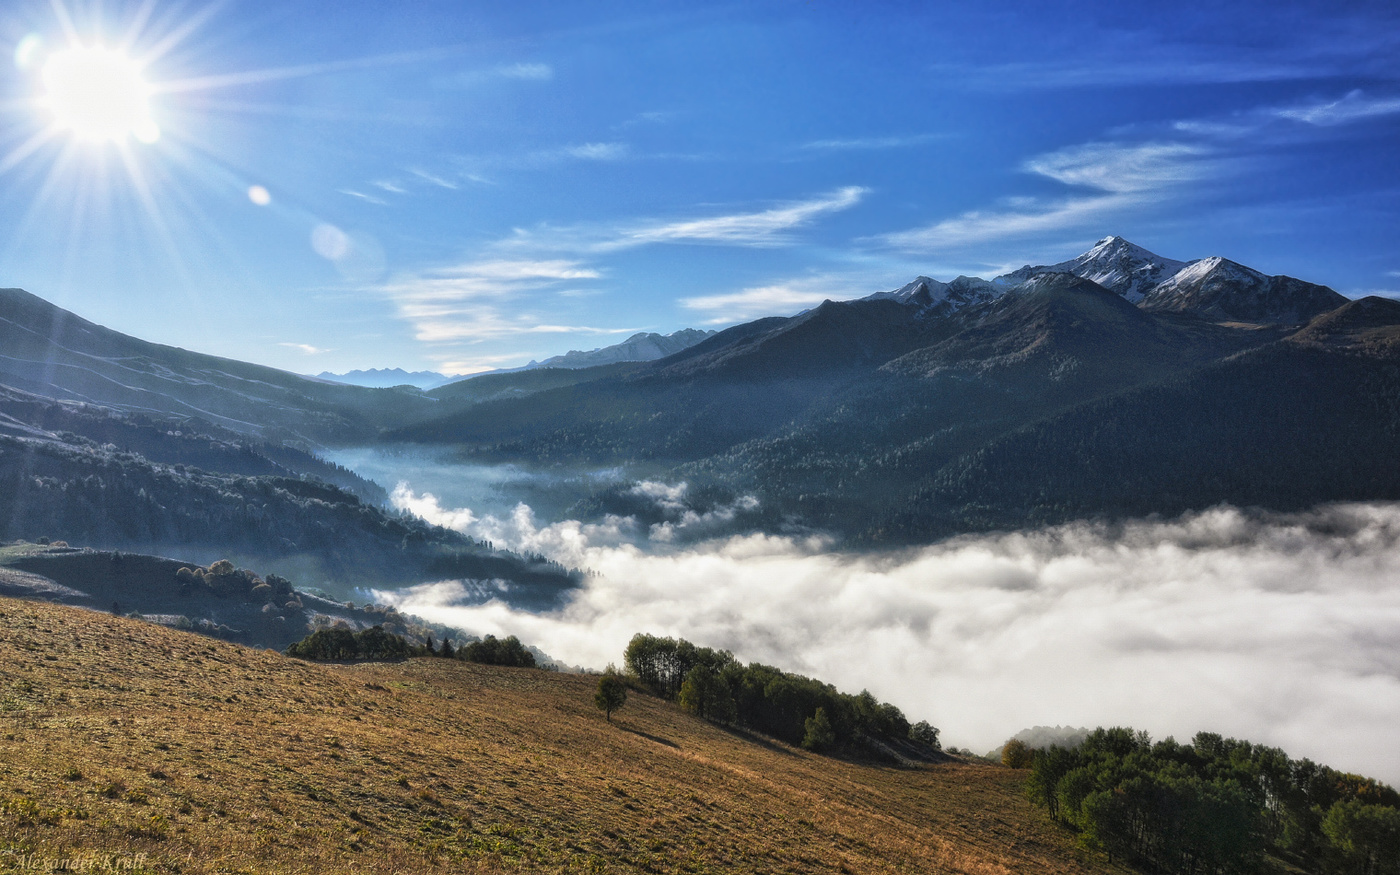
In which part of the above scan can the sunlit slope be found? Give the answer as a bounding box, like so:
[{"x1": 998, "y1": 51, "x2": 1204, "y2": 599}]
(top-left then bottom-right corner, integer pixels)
[
  {"x1": 0, "y1": 598, "x2": 1106, "y2": 875},
  {"x1": 0, "y1": 287, "x2": 432, "y2": 443}
]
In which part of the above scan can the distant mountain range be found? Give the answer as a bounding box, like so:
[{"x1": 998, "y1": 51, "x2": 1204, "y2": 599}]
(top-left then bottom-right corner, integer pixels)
[
  {"x1": 315, "y1": 367, "x2": 465, "y2": 390},
  {"x1": 3, "y1": 236, "x2": 1396, "y2": 556},
  {"x1": 390, "y1": 237, "x2": 1399, "y2": 542},
  {"x1": 317, "y1": 329, "x2": 717, "y2": 390},
  {"x1": 523, "y1": 329, "x2": 717, "y2": 370}
]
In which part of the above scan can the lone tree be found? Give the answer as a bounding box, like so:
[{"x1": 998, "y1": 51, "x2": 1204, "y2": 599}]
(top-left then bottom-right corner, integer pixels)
[{"x1": 595, "y1": 672, "x2": 627, "y2": 722}]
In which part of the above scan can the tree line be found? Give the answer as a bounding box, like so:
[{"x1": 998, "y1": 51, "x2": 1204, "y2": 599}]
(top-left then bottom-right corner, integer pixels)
[
  {"x1": 286, "y1": 627, "x2": 536, "y2": 668},
  {"x1": 1025, "y1": 727, "x2": 1400, "y2": 875},
  {"x1": 623, "y1": 633, "x2": 937, "y2": 754}
]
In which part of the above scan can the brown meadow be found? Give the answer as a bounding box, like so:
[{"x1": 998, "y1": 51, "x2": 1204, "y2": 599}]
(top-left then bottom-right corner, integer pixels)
[{"x1": 0, "y1": 598, "x2": 1115, "y2": 874}]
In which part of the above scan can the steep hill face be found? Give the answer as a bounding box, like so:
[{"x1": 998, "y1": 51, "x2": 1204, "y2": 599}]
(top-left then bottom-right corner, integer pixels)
[
  {"x1": 0, "y1": 597, "x2": 1103, "y2": 875},
  {"x1": 653, "y1": 298, "x2": 937, "y2": 379},
  {"x1": 891, "y1": 339, "x2": 1400, "y2": 538},
  {"x1": 0, "y1": 287, "x2": 433, "y2": 444}
]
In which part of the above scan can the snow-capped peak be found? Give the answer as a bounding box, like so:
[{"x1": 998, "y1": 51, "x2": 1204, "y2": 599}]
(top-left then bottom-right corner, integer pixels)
[
  {"x1": 996, "y1": 236, "x2": 1188, "y2": 303},
  {"x1": 864, "y1": 274, "x2": 1001, "y2": 316}
]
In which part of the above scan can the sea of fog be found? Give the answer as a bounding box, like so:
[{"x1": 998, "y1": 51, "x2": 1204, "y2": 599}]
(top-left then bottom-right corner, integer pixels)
[{"x1": 327, "y1": 447, "x2": 1400, "y2": 785}]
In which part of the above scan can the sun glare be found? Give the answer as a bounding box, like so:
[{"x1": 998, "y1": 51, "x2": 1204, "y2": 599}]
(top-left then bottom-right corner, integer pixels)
[{"x1": 41, "y1": 45, "x2": 159, "y2": 143}]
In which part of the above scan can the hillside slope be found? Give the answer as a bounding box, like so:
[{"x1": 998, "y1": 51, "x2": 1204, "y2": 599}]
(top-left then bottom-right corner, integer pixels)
[
  {"x1": 0, "y1": 287, "x2": 434, "y2": 444},
  {"x1": 0, "y1": 599, "x2": 1106, "y2": 875}
]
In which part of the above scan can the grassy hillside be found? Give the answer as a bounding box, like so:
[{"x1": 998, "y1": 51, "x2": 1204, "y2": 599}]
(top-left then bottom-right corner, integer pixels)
[{"x1": 0, "y1": 599, "x2": 1107, "y2": 874}]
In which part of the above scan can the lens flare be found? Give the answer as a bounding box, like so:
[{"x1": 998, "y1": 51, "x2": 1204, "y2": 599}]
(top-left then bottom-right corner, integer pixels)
[{"x1": 41, "y1": 45, "x2": 159, "y2": 143}]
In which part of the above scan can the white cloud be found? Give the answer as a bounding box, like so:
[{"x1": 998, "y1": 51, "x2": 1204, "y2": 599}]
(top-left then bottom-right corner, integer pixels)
[
  {"x1": 1276, "y1": 90, "x2": 1400, "y2": 126},
  {"x1": 377, "y1": 493, "x2": 1400, "y2": 785},
  {"x1": 277, "y1": 342, "x2": 329, "y2": 355}
]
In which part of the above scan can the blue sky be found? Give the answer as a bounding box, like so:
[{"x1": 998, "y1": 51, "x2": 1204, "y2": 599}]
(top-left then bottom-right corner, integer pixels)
[{"x1": 1, "y1": 0, "x2": 1398, "y2": 375}]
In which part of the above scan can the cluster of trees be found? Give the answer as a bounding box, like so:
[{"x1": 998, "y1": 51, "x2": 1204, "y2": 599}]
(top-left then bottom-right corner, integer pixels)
[
  {"x1": 448, "y1": 634, "x2": 537, "y2": 668},
  {"x1": 1026, "y1": 727, "x2": 1400, "y2": 874},
  {"x1": 176, "y1": 560, "x2": 300, "y2": 608},
  {"x1": 285, "y1": 626, "x2": 412, "y2": 661},
  {"x1": 286, "y1": 627, "x2": 537, "y2": 669},
  {"x1": 623, "y1": 633, "x2": 933, "y2": 753}
]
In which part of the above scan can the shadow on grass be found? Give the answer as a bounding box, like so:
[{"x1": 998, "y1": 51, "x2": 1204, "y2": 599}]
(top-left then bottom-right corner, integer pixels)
[
  {"x1": 718, "y1": 724, "x2": 801, "y2": 758},
  {"x1": 619, "y1": 726, "x2": 680, "y2": 749}
]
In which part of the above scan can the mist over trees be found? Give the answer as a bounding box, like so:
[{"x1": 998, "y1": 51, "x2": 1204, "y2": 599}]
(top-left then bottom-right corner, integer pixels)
[{"x1": 1027, "y1": 727, "x2": 1400, "y2": 874}]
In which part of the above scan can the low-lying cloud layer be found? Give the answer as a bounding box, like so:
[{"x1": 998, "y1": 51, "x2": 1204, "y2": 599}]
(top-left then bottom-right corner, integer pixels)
[{"x1": 380, "y1": 488, "x2": 1400, "y2": 784}]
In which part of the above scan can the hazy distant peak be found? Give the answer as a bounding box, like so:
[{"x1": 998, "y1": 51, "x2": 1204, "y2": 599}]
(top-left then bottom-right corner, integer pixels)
[
  {"x1": 317, "y1": 368, "x2": 461, "y2": 390},
  {"x1": 527, "y1": 328, "x2": 716, "y2": 370}
]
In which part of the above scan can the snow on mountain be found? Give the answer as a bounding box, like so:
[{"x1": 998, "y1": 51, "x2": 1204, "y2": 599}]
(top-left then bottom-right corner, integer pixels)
[
  {"x1": 876, "y1": 235, "x2": 1348, "y2": 328},
  {"x1": 995, "y1": 235, "x2": 1188, "y2": 303},
  {"x1": 864, "y1": 275, "x2": 1002, "y2": 316},
  {"x1": 1140, "y1": 256, "x2": 1347, "y2": 324}
]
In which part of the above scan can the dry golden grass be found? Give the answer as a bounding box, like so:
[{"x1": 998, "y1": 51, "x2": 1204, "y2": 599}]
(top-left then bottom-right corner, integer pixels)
[{"x1": 0, "y1": 598, "x2": 1113, "y2": 874}]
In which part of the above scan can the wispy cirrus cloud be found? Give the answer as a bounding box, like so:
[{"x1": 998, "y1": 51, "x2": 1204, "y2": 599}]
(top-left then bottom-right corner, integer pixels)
[
  {"x1": 880, "y1": 140, "x2": 1214, "y2": 251},
  {"x1": 339, "y1": 188, "x2": 389, "y2": 206},
  {"x1": 442, "y1": 61, "x2": 554, "y2": 88},
  {"x1": 381, "y1": 259, "x2": 612, "y2": 344},
  {"x1": 496, "y1": 186, "x2": 870, "y2": 254},
  {"x1": 1275, "y1": 90, "x2": 1400, "y2": 126},
  {"x1": 801, "y1": 134, "x2": 944, "y2": 151},
  {"x1": 678, "y1": 272, "x2": 876, "y2": 324},
  {"x1": 605, "y1": 186, "x2": 868, "y2": 250},
  {"x1": 1023, "y1": 141, "x2": 1213, "y2": 193}
]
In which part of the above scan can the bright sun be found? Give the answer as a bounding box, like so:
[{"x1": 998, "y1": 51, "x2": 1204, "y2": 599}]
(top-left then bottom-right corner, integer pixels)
[{"x1": 41, "y1": 45, "x2": 159, "y2": 144}]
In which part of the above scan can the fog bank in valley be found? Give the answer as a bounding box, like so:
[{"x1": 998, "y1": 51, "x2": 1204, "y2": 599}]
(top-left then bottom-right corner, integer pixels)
[{"x1": 378, "y1": 481, "x2": 1400, "y2": 785}]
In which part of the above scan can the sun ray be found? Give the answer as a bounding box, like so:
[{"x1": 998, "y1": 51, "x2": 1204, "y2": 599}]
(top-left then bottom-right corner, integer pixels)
[
  {"x1": 46, "y1": 0, "x2": 81, "y2": 46},
  {"x1": 119, "y1": 0, "x2": 161, "y2": 53},
  {"x1": 0, "y1": 126, "x2": 63, "y2": 176},
  {"x1": 137, "y1": 0, "x2": 225, "y2": 65},
  {"x1": 156, "y1": 44, "x2": 467, "y2": 95}
]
